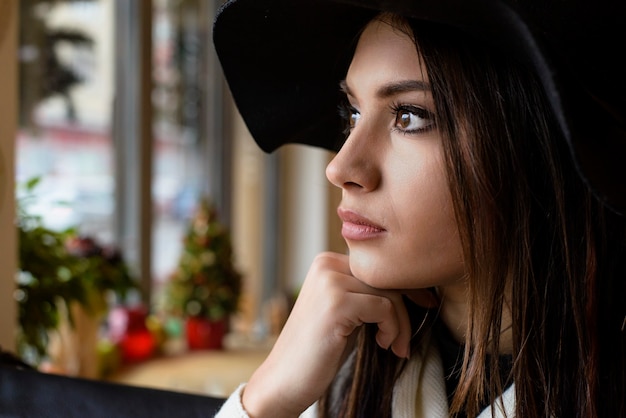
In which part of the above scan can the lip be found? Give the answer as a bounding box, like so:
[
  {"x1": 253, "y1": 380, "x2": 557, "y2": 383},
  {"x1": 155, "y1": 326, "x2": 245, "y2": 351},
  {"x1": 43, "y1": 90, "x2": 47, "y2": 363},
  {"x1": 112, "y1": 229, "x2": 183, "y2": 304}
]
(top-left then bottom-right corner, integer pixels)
[{"x1": 337, "y1": 208, "x2": 386, "y2": 241}]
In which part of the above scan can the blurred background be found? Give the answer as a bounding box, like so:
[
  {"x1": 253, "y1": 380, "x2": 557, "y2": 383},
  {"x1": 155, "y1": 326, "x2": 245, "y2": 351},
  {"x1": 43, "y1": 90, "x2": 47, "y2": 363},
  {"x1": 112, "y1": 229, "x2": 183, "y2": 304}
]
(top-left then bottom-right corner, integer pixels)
[{"x1": 0, "y1": 0, "x2": 345, "y2": 397}]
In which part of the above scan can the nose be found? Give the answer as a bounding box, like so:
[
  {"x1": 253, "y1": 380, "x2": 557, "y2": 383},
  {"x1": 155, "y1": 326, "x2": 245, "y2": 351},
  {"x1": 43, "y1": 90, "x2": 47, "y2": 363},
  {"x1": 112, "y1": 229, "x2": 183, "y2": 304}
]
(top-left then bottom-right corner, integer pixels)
[{"x1": 325, "y1": 129, "x2": 381, "y2": 192}]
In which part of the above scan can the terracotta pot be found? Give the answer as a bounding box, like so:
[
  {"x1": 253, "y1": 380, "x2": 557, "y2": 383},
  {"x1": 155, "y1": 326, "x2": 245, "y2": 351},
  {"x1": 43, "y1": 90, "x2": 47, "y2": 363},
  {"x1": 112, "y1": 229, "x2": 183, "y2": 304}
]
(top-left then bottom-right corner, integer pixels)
[{"x1": 185, "y1": 317, "x2": 226, "y2": 350}]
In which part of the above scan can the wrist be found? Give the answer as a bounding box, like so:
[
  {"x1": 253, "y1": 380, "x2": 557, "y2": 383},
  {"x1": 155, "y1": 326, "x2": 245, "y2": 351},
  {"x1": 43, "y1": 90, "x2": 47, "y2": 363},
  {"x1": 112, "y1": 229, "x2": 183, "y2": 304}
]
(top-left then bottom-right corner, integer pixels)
[{"x1": 242, "y1": 372, "x2": 302, "y2": 418}]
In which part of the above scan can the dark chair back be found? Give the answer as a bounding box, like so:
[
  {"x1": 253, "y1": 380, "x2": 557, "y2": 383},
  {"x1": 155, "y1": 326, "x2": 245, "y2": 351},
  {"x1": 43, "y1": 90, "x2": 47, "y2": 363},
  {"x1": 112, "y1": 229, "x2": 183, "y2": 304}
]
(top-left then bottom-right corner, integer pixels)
[{"x1": 0, "y1": 364, "x2": 225, "y2": 417}]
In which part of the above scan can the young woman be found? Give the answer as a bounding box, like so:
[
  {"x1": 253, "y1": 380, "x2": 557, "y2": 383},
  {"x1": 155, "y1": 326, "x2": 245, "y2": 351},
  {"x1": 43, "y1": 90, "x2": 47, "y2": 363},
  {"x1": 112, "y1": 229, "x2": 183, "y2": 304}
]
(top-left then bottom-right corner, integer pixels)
[{"x1": 212, "y1": 0, "x2": 626, "y2": 417}]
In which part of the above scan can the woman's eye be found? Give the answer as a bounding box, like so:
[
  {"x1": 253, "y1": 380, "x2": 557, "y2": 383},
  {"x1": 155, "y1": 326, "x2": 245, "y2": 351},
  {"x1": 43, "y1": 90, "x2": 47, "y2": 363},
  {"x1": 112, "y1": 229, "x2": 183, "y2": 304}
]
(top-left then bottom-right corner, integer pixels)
[
  {"x1": 394, "y1": 106, "x2": 434, "y2": 133},
  {"x1": 338, "y1": 102, "x2": 361, "y2": 135},
  {"x1": 349, "y1": 110, "x2": 361, "y2": 128}
]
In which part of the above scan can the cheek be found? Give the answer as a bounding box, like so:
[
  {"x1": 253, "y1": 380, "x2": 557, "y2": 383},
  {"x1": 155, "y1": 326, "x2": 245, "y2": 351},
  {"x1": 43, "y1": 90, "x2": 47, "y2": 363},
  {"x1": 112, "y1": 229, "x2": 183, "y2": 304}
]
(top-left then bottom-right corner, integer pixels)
[
  {"x1": 392, "y1": 201, "x2": 464, "y2": 288},
  {"x1": 349, "y1": 154, "x2": 465, "y2": 289},
  {"x1": 398, "y1": 165, "x2": 464, "y2": 283},
  {"x1": 347, "y1": 195, "x2": 465, "y2": 290}
]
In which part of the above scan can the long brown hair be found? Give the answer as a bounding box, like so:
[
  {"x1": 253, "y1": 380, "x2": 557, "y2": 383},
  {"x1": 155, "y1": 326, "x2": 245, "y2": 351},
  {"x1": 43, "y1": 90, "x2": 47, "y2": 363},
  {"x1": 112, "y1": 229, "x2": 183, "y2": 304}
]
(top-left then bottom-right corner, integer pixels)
[{"x1": 320, "y1": 15, "x2": 626, "y2": 418}]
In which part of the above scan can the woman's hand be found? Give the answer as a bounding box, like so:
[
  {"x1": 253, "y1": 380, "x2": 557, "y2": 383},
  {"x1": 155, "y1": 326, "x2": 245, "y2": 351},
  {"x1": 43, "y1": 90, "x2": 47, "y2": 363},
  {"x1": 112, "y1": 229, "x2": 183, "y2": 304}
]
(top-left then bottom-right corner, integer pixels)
[{"x1": 241, "y1": 252, "x2": 414, "y2": 418}]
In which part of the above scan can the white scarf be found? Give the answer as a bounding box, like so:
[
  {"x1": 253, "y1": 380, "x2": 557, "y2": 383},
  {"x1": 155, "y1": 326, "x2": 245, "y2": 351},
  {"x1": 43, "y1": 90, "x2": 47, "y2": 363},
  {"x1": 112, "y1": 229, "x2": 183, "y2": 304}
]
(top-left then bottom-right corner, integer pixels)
[
  {"x1": 217, "y1": 338, "x2": 516, "y2": 418},
  {"x1": 392, "y1": 340, "x2": 516, "y2": 418}
]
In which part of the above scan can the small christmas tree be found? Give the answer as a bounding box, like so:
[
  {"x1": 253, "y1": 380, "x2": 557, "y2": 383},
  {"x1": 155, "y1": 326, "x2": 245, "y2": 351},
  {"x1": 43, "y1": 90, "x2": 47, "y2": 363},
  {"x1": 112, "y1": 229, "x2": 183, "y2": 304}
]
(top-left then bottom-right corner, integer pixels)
[{"x1": 165, "y1": 198, "x2": 242, "y2": 322}]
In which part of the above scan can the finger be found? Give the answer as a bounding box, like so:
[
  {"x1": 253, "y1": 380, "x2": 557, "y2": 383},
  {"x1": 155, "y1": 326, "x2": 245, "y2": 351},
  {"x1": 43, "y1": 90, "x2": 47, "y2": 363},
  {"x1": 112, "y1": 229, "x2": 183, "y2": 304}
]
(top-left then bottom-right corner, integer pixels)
[
  {"x1": 335, "y1": 292, "x2": 411, "y2": 359},
  {"x1": 315, "y1": 252, "x2": 351, "y2": 273},
  {"x1": 306, "y1": 255, "x2": 413, "y2": 358},
  {"x1": 303, "y1": 253, "x2": 352, "y2": 291},
  {"x1": 331, "y1": 276, "x2": 413, "y2": 358},
  {"x1": 387, "y1": 292, "x2": 412, "y2": 359}
]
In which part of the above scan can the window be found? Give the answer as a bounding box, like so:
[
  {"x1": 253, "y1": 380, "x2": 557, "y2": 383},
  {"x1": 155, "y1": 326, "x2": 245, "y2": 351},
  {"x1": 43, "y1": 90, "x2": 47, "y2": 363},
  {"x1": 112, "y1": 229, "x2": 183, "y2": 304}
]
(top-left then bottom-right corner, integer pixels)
[{"x1": 17, "y1": 0, "x2": 229, "y2": 306}]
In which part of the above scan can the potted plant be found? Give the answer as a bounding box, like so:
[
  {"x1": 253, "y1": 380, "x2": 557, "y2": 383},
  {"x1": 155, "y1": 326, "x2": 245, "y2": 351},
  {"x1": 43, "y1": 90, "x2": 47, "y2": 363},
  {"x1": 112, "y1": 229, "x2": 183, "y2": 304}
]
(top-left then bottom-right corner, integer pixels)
[
  {"x1": 16, "y1": 178, "x2": 137, "y2": 374},
  {"x1": 164, "y1": 198, "x2": 242, "y2": 350}
]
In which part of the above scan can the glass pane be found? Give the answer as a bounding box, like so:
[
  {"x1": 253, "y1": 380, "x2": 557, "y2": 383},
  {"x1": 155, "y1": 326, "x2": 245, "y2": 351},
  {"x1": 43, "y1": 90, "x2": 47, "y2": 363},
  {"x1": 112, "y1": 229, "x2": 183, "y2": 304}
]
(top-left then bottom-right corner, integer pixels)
[
  {"x1": 17, "y1": 0, "x2": 115, "y2": 245},
  {"x1": 151, "y1": 0, "x2": 206, "y2": 292}
]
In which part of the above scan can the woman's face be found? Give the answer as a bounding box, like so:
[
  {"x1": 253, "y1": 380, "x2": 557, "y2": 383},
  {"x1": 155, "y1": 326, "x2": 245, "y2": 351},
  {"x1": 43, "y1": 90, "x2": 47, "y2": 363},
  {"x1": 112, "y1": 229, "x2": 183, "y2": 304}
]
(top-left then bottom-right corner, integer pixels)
[{"x1": 326, "y1": 18, "x2": 465, "y2": 291}]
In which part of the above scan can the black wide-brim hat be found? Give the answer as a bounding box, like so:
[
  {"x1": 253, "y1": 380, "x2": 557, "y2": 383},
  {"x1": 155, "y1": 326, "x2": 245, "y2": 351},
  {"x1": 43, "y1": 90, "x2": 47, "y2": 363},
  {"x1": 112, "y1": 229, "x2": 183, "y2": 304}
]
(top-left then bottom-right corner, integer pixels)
[{"x1": 213, "y1": 0, "x2": 626, "y2": 214}]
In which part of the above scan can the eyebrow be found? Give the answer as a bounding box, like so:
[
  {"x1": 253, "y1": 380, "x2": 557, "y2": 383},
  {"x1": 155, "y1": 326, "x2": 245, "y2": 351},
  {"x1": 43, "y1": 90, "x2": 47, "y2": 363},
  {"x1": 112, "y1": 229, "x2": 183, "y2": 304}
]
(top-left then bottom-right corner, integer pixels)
[{"x1": 339, "y1": 79, "x2": 431, "y2": 98}]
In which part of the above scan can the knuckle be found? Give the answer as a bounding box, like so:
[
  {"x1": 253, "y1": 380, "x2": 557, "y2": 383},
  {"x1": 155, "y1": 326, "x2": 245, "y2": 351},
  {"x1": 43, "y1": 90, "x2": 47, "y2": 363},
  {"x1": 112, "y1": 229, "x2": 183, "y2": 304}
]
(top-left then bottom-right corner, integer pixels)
[{"x1": 310, "y1": 253, "x2": 332, "y2": 274}]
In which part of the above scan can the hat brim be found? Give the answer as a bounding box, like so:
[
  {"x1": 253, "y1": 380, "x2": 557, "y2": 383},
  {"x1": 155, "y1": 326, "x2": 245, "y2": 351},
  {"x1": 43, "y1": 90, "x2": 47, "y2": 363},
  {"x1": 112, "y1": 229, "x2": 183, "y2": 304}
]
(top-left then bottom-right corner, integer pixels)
[{"x1": 213, "y1": 0, "x2": 626, "y2": 213}]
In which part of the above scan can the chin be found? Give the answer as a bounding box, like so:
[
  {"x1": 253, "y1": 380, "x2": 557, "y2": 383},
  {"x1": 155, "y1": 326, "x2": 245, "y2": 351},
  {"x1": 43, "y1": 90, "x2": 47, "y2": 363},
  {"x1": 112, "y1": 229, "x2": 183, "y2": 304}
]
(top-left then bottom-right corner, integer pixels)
[
  {"x1": 348, "y1": 249, "x2": 465, "y2": 290},
  {"x1": 348, "y1": 251, "x2": 405, "y2": 289}
]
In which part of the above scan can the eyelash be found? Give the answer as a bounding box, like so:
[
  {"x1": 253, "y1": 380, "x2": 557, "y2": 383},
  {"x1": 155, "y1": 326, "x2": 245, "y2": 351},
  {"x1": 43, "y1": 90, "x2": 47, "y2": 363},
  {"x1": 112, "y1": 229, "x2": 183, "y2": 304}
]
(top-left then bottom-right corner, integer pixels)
[
  {"x1": 337, "y1": 100, "x2": 435, "y2": 138},
  {"x1": 389, "y1": 103, "x2": 436, "y2": 135},
  {"x1": 337, "y1": 100, "x2": 358, "y2": 137}
]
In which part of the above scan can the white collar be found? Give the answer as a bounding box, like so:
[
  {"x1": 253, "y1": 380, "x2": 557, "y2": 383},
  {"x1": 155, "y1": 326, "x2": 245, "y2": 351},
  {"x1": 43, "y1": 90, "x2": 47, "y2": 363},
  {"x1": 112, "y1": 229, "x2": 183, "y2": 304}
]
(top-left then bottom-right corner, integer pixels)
[{"x1": 392, "y1": 336, "x2": 516, "y2": 418}]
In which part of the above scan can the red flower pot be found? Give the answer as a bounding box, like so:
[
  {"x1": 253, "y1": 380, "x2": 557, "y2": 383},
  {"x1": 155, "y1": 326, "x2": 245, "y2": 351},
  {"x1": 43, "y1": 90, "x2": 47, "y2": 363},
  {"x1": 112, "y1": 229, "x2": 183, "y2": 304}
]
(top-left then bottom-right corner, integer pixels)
[
  {"x1": 120, "y1": 329, "x2": 155, "y2": 362},
  {"x1": 185, "y1": 317, "x2": 227, "y2": 350},
  {"x1": 109, "y1": 306, "x2": 156, "y2": 363}
]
